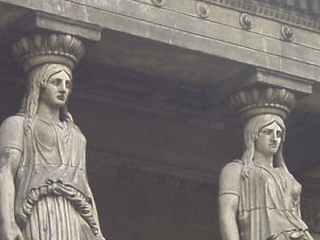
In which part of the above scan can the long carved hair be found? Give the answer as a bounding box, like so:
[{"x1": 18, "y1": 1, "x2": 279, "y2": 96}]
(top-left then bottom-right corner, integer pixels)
[
  {"x1": 19, "y1": 63, "x2": 73, "y2": 129},
  {"x1": 241, "y1": 114, "x2": 288, "y2": 176}
]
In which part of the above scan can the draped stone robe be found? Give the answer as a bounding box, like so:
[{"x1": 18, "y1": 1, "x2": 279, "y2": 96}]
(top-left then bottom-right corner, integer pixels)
[
  {"x1": 0, "y1": 115, "x2": 100, "y2": 240},
  {"x1": 220, "y1": 160, "x2": 313, "y2": 240}
]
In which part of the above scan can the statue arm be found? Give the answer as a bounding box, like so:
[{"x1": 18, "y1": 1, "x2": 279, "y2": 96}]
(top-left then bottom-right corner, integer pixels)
[
  {"x1": 219, "y1": 162, "x2": 242, "y2": 240},
  {"x1": 91, "y1": 196, "x2": 107, "y2": 240},
  {"x1": 219, "y1": 194, "x2": 240, "y2": 240},
  {"x1": 0, "y1": 116, "x2": 24, "y2": 240},
  {"x1": 293, "y1": 201, "x2": 301, "y2": 218},
  {"x1": 0, "y1": 148, "x2": 23, "y2": 240},
  {"x1": 84, "y1": 172, "x2": 107, "y2": 240}
]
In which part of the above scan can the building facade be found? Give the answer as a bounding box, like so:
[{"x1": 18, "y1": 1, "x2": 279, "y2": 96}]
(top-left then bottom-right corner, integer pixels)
[{"x1": 0, "y1": 0, "x2": 320, "y2": 239}]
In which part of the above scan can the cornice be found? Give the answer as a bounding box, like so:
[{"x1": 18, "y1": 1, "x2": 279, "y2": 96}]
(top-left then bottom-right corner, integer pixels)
[{"x1": 197, "y1": 0, "x2": 320, "y2": 33}]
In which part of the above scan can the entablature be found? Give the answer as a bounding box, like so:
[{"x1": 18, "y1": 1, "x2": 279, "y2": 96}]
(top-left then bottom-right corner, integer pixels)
[{"x1": 0, "y1": 0, "x2": 320, "y2": 83}]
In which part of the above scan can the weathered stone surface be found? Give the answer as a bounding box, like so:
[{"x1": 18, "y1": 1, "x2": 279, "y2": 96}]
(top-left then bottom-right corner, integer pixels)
[
  {"x1": 0, "y1": 1, "x2": 320, "y2": 240},
  {"x1": 220, "y1": 96, "x2": 313, "y2": 239},
  {"x1": 0, "y1": 33, "x2": 106, "y2": 240},
  {"x1": 0, "y1": 0, "x2": 319, "y2": 83}
]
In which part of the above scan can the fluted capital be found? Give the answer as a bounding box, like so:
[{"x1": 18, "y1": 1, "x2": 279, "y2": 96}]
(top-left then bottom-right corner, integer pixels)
[
  {"x1": 13, "y1": 34, "x2": 85, "y2": 72},
  {"x1": 230, "y1": 87, "x2": 296, "y2": 121}
]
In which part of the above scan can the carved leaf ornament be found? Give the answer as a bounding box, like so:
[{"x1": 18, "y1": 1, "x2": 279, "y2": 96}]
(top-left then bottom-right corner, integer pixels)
[
  {"x1": 230, "y1": 88, "x2": 296, "y2": 120},
  {"x1": 13, "y1": 34, "x2": 85, "y2": 72}
]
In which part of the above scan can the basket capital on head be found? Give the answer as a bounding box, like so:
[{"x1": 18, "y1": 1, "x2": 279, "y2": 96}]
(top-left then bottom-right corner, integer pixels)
[
  {"x1": 230, "y1": 87, "x2": 296, "y2": 122},
  {"x1": 12, "y1": 34, "x2": 85, "y2": 73}
]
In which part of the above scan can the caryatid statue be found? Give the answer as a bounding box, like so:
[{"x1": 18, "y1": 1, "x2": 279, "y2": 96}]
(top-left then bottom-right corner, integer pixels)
[
  {"x1": 219, "y1": 88, "x2": 313, "y2": 240},
  {"x1": 0, "y1": 34, "x2": 106, "y2": 240}
]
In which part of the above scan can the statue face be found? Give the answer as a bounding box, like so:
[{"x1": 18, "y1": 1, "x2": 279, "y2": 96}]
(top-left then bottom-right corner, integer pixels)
[
  {"x1": 39, "y1": 70, "x2": 71, "y2": 108},
  {"x1": 255, "y1": 122, "x2": 282, "y2": 156}
]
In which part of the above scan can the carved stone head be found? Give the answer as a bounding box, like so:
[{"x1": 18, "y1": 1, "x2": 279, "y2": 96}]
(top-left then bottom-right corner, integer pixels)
[
  {"x1": 19, "y1": 63, "x2": 74, "y2": 124},
  {"x1": 241, "y1": 114, "x2": 287, "y2": 169}
]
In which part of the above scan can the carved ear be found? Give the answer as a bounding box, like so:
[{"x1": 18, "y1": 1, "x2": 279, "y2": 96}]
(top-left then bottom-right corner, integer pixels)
[
  {"x1": 40, "y1": 79, "x2": 46, "y2": 88},
  {"x1": 251, "y1": 133, "x2": 258, "y2": 141}
]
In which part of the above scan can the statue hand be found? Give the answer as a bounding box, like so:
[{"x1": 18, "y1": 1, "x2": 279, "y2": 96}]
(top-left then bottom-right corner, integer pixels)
[{"x1": 0, "y1": 223, "x2": 24, "y2": 240}]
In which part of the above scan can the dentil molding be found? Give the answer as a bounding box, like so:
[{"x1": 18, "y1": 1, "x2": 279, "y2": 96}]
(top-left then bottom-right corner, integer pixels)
[{"x1": 197, "y1": 0, "x2": 320, "y2": 33}]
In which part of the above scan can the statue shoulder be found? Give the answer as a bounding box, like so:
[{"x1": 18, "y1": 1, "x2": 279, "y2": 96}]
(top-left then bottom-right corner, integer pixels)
[
  {"x1": 220, "y1": 160, "x2": 243, "y2": 176},
  {"x1": 0, "y1": 115, "x2": 24, "y2": 150},
  {"x1": 219, "y1": 160, "x2": 243, "y2": 196},
  {"x1": 67, "y1": 121, "x2": 86, "y2": 137},
  {"x1": 220, "y1": 160, "x2": 243, "y2": 182},
  {"x1": 0, "y1": 115, "x2": 24, "y2": 131}
]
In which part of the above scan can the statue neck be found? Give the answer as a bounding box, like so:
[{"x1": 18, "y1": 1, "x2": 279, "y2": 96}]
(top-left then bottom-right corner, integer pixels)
[
  {"x1": 37, "y1": 101, "x2": 61, "y2": 121},
  {"x1": 253, "y1": 152, "x2": 274, "y2": 168}
]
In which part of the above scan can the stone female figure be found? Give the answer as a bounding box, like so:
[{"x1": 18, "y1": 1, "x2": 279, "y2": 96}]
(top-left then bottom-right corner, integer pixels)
[
  {"x1": 0, "y1": 63, "x2": 106, "y2": 240},
  {"x1": 219, "y1": 114, "x2": 313, "y2": 240}
]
